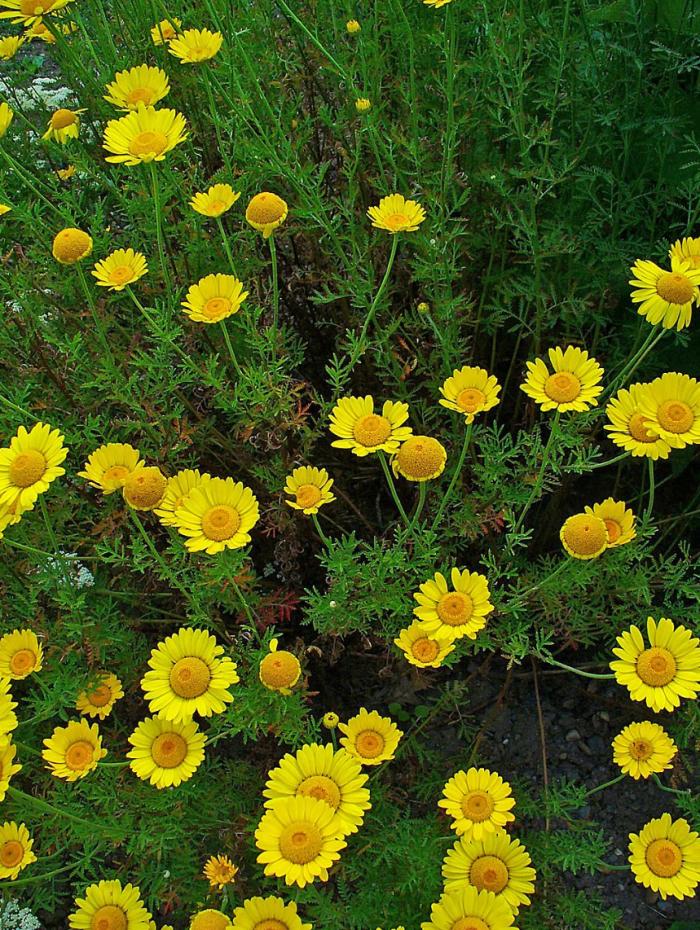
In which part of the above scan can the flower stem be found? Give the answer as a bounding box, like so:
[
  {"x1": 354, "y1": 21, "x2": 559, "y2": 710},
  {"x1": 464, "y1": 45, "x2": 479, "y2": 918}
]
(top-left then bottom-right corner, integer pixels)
[
  {"x1": 541, "y1": 656, "x2": 616, "y2": 680},
  {"x1": 644, "y1": 458, "x2": 655, "y2": 523},
  {"x1": 0, "y1": 862, "x2": 78, "y2": 887},
  {"x1": 216, "y1": 215, "x2": 237, "y2": 275},
  {"x1": 432, "y1": 424, "x2": 472, "y2": 530},
  {"x1": 652, "y1": 773, "x2": 691, "y2": 796},
  {"x1": 0, "y1": 391, "x2": 32, "y2": 419},
  {"x1": 607, "y1": 326, "x2": 665, "y2": 395},
  {"x1": 311, "y1": 512, "x2": 331, "y2": 546},
  {"x1": 513, "y1": 410, "x2": 560, "y2": 533},
  {"x1": 357, "y1": 234, "x2": 399, "y2": 353},
  {"x1": 130, "y1": 511, "x2": 191, "y2": 604},
  {"x1": 221, "y1": 321, "x2": 243, "y2": 378},
  {"x1": 76, "y1": 264, "x2": 115, "y2": 367},
  {"x1": 408, "y1": 482, "x2": 428, "y2": 534},
  {"x1": 268, "y1": 234, "x2": 280, "y2": 339},
  {"x1": 588, "y1": 450, "x2": 631, "y2": 470},
  {"x1": 149, "y1": 162, "x2": 170, "y2": 289},
  {"x1": 7, "y1": 786, "x2": 104, "y2": 831},
  {"x1": 515, "y1": 558, "x2": 569, "y2": 598},
  {"x1": 584, "y1": 772, "x2": 625, "y2": 797},
  {"x1": 39, "y1": 496, "x2": 69, "y2": 585},
  {"x1": 378, "y1": 452, "x2": 410, "y2": 525}
]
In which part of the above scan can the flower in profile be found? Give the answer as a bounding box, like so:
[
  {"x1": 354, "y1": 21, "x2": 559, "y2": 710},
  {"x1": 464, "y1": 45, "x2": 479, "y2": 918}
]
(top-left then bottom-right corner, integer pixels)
[
  {"x1": 584, "y1": 498, "x2": 635, "y2": 548},
  {"x1": 392, "y1": 435, "x2": 447, "y2": 481},
  {"x1": 190, "y1": 183, "x2": 240, "y2": 218},
  {"x1": 92, "y1": 248, "x2": 148, "y2": 291},
  {"x1": 0, "y1": 204, "x2": 10, "y2": 216},
  {"x1": 104, "y1": 64, "x2": 170, "y2": 110},
  {"x1": 42, "y1": 107, "x2": 84, "y2": 144},
  {"x1": 0, "y1": 0, "x2": 75, "y2": 26},
  {"x1": 173, "y1": 475, "x2": 259, "y2": 553},
  {"x1": 442, "y1": 830, "x2": 536, "y2": 913},
  {"x1": 284, "y1": 466, "x2": 335, "y2": 515},
  {"x1": 204, "y1": 854, "x2": 238, "y2": 890},
  {"x1": 52, "y1": 227, "x2": 93, "y2": 264},
  {"x1": 155, "y1": 468, "x2": 209, "y2": 528},
  {"x1": 255, "y1": 794, "x2": 346, "y2": 887},
  {"x1": 338, "y1": 708, "x2": 402, "y2": 766},
  {"x1": 346, "y1": 19, "x2": 360, "y2": 33},
  {"x1": 0, "y1": 35, "x2": 23, "y2": 59},
  {"x1": 69, "y1": 880, "x2": 152, "y2": 930},
  {"x1": 182, "y1": 273, "x2": 249, "y2": 323},
  {"x1": 78, "y1": 442, "x2": 143, "y2": 494},
  {"x1": 0, "y1": 680, "x2": 18, "y2": 738},
  {"x1": 669, "y1": 236, "x2": 700, "y2": 269},
  {"x1": 0, "y1": 422, "x2": 68, "y2": 510},
  {"x1": 0, "y1": 629, "x2": 43, "y2": 679},
  {"x1": 521, "y1": 345, "x2": 603, "y2": 412},
  {"x1": 103, "y1": 103, "x2": 188, "y2": 165},
  {"x1": 423, "y1": 0, "x2": 455, "y2": 7},
  {"x1": 263, "y1": 743, "x2": 371, "y2": 836},
  {"x1": 169, "y1": 27, "x2": 223, "y2": 63},
  {"x1": 421, "y1": 887, "x2": 517, "y2": 930},
  {"x1": 0, "y1": 101, "x2": 13, "y2": 138},
  {"x1": 0, "y1": 738, "x2": 22, "y2": 802},
  {"x1": 612, "y1": 721, "x2": 677, "y2": 780},
  {"x1": 245, "y1": 191, "x2": 288, "y2": 238},
  {"x1": 367, "y1": 193, "x2": 426, "y2": 234},
  {"x1": 440, "y1": 366, "x2": 502, "y2": 424},
  {"x1": 190, "y1": 911, "x2": 232, "y2": 930},
  {"x1": 629, "y1": 256, "x2": 700, "y2": 331},
  {"x1": 393, "y1": 620, "x2": 455, "y2": 668},
  {"x1": 75, "y1": 672, "x2": 124, "y2": 719},
  {"x1": 42, "y1": 719, "x2": 106, "y2": 781},
  {"x1": 629, "y1": 814, "x2": 700, "y2": 900},
  {"x1": 414, "y1": 569, "x2": 493, "y2": 640},
  {"x1": 151, "y1": 17, "x2": 181, "y2": 45},
  {"x1": 232, "y1": 896, "x2": 311, "y2": 930},
  {"x1": 56, "y1": 164, "x2": 76, "y2": 180},
  {"x1": 0, "y1": 822, "x2": 36, "y2": 880},
  {"x1": 127, "y1": 715, "x2": 206, "y2": 789},
  {"x1": 637, "y1": 372, "x2": 700, "y2": 449},
  {"x1": 259, "y1": 639, "x2": 302, "y2": 695},
  {"x1": 604, "y1": 383, "x2": 672, "y2": 460},
  {"x1": 559, "y1": 512, "x2": 608, "y2": 560},
  {"x1": 322, "y1": 711, "x2": 339, "y2": 729},
  {"x1": 24, "y1": 19, "x2": 76, "y2": 41},
  {"x1": 330, "y1": 396, "x2": 412, "y2": 457},
  {"x1": 438, "y1": 768, "x2": 516, "y2": 839},
  {"x1": 355, "y1": 98, "x2": 371, "y2": 113},
  {"x1": 610, "y1": 616, "x2": 700, "y2": 712},
  {"x1": 141, "y1": 627, "x2": 239, "y2": 723},
  {"x1": 0, "y1": 499, "x2": 27, "y2": 541},
  {"x1": 122, "y1": 465, "x2": 167, "y2": 511}
]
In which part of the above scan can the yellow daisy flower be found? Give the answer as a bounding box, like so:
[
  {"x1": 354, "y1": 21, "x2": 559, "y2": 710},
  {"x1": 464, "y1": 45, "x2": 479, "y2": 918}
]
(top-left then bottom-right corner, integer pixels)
[
  {"x1": 439, "y1": 366, "x2": 501, "y2": 423},
  {"x1": 204, "y1": 853, "x2": 238, "y2": 890},
  {"x1": 559, "y1": 512, "x2": 609, "y2": 560},
  {"x1": 155, "y1": 468, "x2": 209, "y2": 528},
  {"x1": 346, "y1": 19, "x2": 361, "y2": 33},
  {"x1": 127, "y1": 715, "x2": 206, "y2": 789},
  {"x1": 393, "y1": 620, "x2": 455, "y2": 669},
  {"x1": 151, "y1": 17, "x2": 181, "y2": 45},
  {"x1": 69, "y1": 880, "x2": 152, "y2": 930},
  {"x1": 190, "y1": 183, "x2": 241, "y2": 218},
  {"x1": 172, "y1": 476, "x2": 259, "y2": 554},
  {"x1": 284, "y1": 466, "x2": 335, "y2": 514},
  {"x1": 423, "y1": 0, "x2": 455, "y2": 6},
  {"x1": 355, "y1": 98, "x2": 371, "y2": 113},
  {"x1": 629, "y1": 813, "x2": 700, "y2": 900},
  {"x1": 610, "y1": 616, "x2": 700, "y2": 713},
  {"x1": 52, "y1": 226, "x2": 93, "y2": 264},
  {"x1": 0, "y1": 738, "x2": 21, "y2": 801},
  {"x1": 629, "y1": 256, "x2": 700, "y2": 331},
  {"x1": 104, "y1": 64, "x2": 170, "y2": 111},
  {"x1": 24, "y1": 19, "x2": 76, "y2": 41},
  {"x1": 413, "y1": 568, "x2": 494, "y2": 641},
  {"x1": 338, "y1": 707, "x2": 403, "y2": 766},
  {"x1": 0, "y1": 629, "x2": 43, "y2": 679},
  {"x1": 367, "y1": 193, "x2": 426, "y2": 234},
  {"x1": 0, "y1": 35, "x2": 23, "y2": 59},
  {"x1": 92, "y1": 248, "x2": 148, "y2": 291},
  {"x1": 255, "y1": 794, "x2": 346, "y2": 888},
  {"x1": 169, "y1": 27, "x2": 223, "y2": 63},
  {"x1": 0, "y1": 821, "x2": 36, "y2": 880},
  {"x1": 190, "y1": 911, "x2": 232, "y2": 930},
  {"x1": 0, "y1": 101, "x2": 13, "y2": 138},
  {"x1": 604, "y1": 383, "x2": 672, "y2": 460},
  {"x1": 75, "y1": 672, "x2": 124, "y2": 719},
  {"x1": 584, "y1": 498, "x2": 635, "y2": 548},
  {"x1": 0, "y1": 0, "x2": 75, "y2": 26},
  {"x1": 78, "y1": 442, "x2": 143, "y2": 494},
  {"x1": 0, "y1": 204, "x2": 11, "y2": 216},
  {"x1": 42, "y1": 107, "x2": 84, "y2": 144},
  {"x1": 263, "y1": 743, "x2": 371, "y2": 835},
  {"x1": 322, "y1": 712, "x2": 339, "y2": 729},
  {"x1": 442, "y1": 829, "x2": 537, "y2": 913},
  {"x1": 182, "y1": 273, "x2": 249, "y2": 324},
  {"x1": 612, "y1": 721, "x2": 677, "y2": 780},
  {"x1": 669, "y1": 236, "x2": 700, "y2": 270},
  {"x1": 122, "y1": 465, "x2": 167, "y2": 511},
  {"x1": 0, "y1": 679, "x2": 18, "y2": 738},
  {"x1": 637, "y1": 371, "x2": 700, "y2": 449},
  {"x1": 0, "y1": 499, "x2": 27, "y2": 541},
  {"x1": 42, "y1": 719, "x2": 106, "y2": 781},
  {"x1": 259, "y1": 639, "x2": 301, "y2": 695},
  {"x1": 329, "y1": 395, "x2": 413, "y2": 457},
  {"x1": 103, "y1": 103, "x2": 188, "y2": 166},
  {"x1": 57, "y1": 164, "x2": 76, "y2": 180},
  {"x1": 438, "y1": 768, "x2": 516, "y2": 840},
  {"x1": 141, "y1": 626, "x2": 239, "y2": 723},
  {"x1": 0, "y1": 422, "x2": 67, "y2": 510},
  {"x1": 232, "y1": 896, "x2": 311, "y2": 930},
  {"x1": 521, "y1": 345, "x2": 604, "y2": 413},
  {"x1": 421, "y1": 887, "x2": 517, "y2": 930},
  {"x1": 392, "y1": 435, "x2": 447, "y2": 482},
  {"x1": 245, "y1": 191, "x2": 288, "y2": 238}
]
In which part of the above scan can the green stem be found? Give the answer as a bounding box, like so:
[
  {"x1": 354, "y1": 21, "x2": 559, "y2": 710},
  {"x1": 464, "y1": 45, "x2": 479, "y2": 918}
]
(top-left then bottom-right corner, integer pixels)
[
  {"x1": 408, "y1": 482, "x2": 428, "y2": 533},
  {"x1": 149, "y1": 162, "x2": 170, "y2": 289},
  {"x1": 441, "y1": 4, "x2": 457, "y2": 200},
  {"x1": 216, "y1": 215, "x2": 237, "y2": 275},
  {"x1": 268, "y1": 234, "x2": 280, "y2": 339},
  {"x1": 0, "y1": 391, "x2": 32, "y2": 419},
  {"x1": 275, "y1": 0, "x2": 350, "y2": 81},
  {"x1": 127, "y1": 288, "x2": 199, "y2": 371},
  {"x1": 541, "y1": 656, "x2": 615, "y2": 680},
  {"x1": 230, "y1": 578, "x2": 259, "y2": 641},
  {"x1": 584, "y1": 772, "x2": 625, "y2": 797},
  {"x1": 311, "y1": 512, "x2": 331, "y2": 546},
  {"x1": 0, "y1": 148, "x2": 68, "y2": 219},
  {"x1": 130, "y1": 511, "x2": 191, "y2": 604},
  {"x1": 432, "y1": 424, "x2": 472, "y2": 530},
  {"x1": 357, "y1": 234, "x2": 399, "y2": 353},
  {"x1": 513, "y1": 410, "x2": 560, "y2": 533},
  {"x1": 76, "y1": 264, "x2": 115, "y2": 367},
  {"x1": 221, "y1": 321, "x2": 243, "y2": 378},
  {"x1": 39, "y1": 496, "x2": 69, "y2": 584},
  {"x1": 598, "y1": 863, "x2": 630, "y2": 872},
  {"x1": 588, "y1": 450, "x2": 631, "y2": 470},
  {"x1": 2, "y1": 538, "x2": 56, "y2": 559},
  {"x1": 98, "y1": 760, "x2": 130, "y2": 767},
  {"x1": 378, "y1": 452, "x2": 410, "y2": 525},
  {"x1": 7, "y1": 786, "x2": 103, "y2": 831},
  {"x1": 0, "y1": 862, "x2": 78, "y2": 888},
  {"x1": 644, "y1": 458, "x2": 655, "y2": 523},
  {"x1": 652, "y1": 773, "x2": 691, "y2": 796},
  {"x1": 515, "y1": 559, "x2": 569, "y2": 598},
  {"x1": 607, "y1": 327, "x2": 665, "y2": 395}
]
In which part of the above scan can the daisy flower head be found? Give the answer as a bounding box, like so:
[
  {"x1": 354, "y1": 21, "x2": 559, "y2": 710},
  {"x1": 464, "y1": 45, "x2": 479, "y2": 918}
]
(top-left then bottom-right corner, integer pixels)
[
  {"x1": 255, "y1": 794, "x2": 346, "y2": 887},
  {"x1": 610, "y1": 616, "x2": 700, "y2": 713},
  {"x1": 355, "y1": 97, "x2": 371, "y2": 113},
  {"x1": 190, "y1": 183, "x2": 240, "y2": 218},
  {"x1": 0, "y1": 35, "x2": 24, "y2": 59},
  {"x1": 421, "y1": 887, "x2": 517, "y2": 930},
  {"x1": 103, "y1": 103, "x2": 188, "y2": 166},
  {"x1": 168, "y1": 27, "x2": 223, "y2": 63},
  {"x1": 521, "y1": 345, "x2": 603, "y2": 413},
  {"x1": 584, "y1": 498, "x2": 635, "y2": 548},
  {"x1": 204, "y1": 853, "x2": 238, "y2": 890},
  {"x1": 0, "y1": 204, "x2": 10, "y2": 216},
  {"x1": 151, "y1": 17, "x2": 181, "y2": 44},
  {"x1": 0, "y1": 499, "x2": 27, "y2": 541},
  {"x1": 392, "y1": 435, "x2": 447, "y2": 481},
  {"x1": 0, "y1": 629, "x2": 43, "y2": 679},
  {"x1": 68, "y1": 880, "x2": 152, "y2": 930},
  {"x1": 42, "y1": 719, "x2": 106, "y2": 781},
  {"x1": 245, "y1": 191, "x2": 288, "y2": 238},
  {"x1": 637, "y1": 372, "x2": 700, "y2": 449},
  {"x1": 338, "y1": 707, "x2": 403, "y2": 766},
  {"x1": 155, "y1": 468, "x2": 209, "y2": 528},
  {"x1": 346, "y1": 19, "x2": 361, "y2": 33},
  {"x1": 367, "y1": 193, "x2": 426, "y2": 234},
  {"x1": 439, "y1": 366, "x2": 501, "y2": 423},
  {"x1": 284, "y1": 465, "x2": 335, "y2": 514},
  {"x1": 0, "y1": 101, "x2": 13, "y2": 138},
  {"x1": 0, "y1": 821, "x2": 36, "y2": 880},
  {"x1": 190, "y1": 911, "x2": 232, "y2": 930},
  {"x1": 442, "y1": 829, "x2": 537, "y2": 913},
  {"x1": 559, "y1": 512, "x2": 608, "y2": 560},
  {"x1": 438, "y1": 768, "x2": 516, "y2": 839},
  {"x1": 0, "y1": 0, "x2": 75, "y2": 26},
  {"x1": 0, "y1": 421, "x2": 67, "y2": 510},
  {"x1": 104, "y1": 64, "x2": 170, "y2": 111},
  {"x1": 629, "y1": 813, "x2": 700, "y2": 900},
  {"x1": 629, "y1": 256, "x2": 700, "y2": 331},
  {"x1": 24, "y1": 18, "x2": 75, "y2": 41},
  {"x1": 263, "y1": 742, "x2": 371, "y2": 835},
  {"x1": 0, "y1": 738, "x2": 22, "y2": 802},
  {"x1": 0, "y1": 679, "x2": 18, "y2": 738},
  {"x1": 330, "y1": 395, "x2": 412, "y2": 457},
  {"x1": 604, "y1": 383, "x2": 672, "y2": 460},
  {"x1": 232, "y1": 896, "x2": 311, "y2": 930},
  {"x1": 127, "y1": 715, "x2": 206, "y2": 789},
  {"x1": 56, "y1": 164, "x2": 76, "y2": 181},
  {"x1": 182, "y1": 273, "x2": 249, "y2": 323},
  {"x1": 393, "y1": 620, "x2": 455, "y2": 669},
  {"x1": 612, "y1": 720, "x2": 677, "y2": 780},
  {"x1": 92, "y1": 248, "x2": 148, "y2": 291},
  {"x1": 259, "y1": 639, "x2": 301, "y2": 695},
  {"x1": 122, "y1": 465, "x2": 167, "y2": 511},
  {"x1": 75, "y1": 672, "x2": 123, "y2": 719},
  {"x1": 172, "y1": 475, "x2": 259, "y2": 554},
  {"x1": 414, "y1": 568, "x2": 493, "y2": 641},
  {"x1": 78, "y1": 442, "x2": 142, "y2": 494},
  {"x1": 52, "y1": 227, "x2": 92, "y2": 264},
  {"x1": 669, "y1": 236, "x2": 700, "y2": 270},
  {"x1": 42, "y1": 107, "x2": 84, "y2": 144},
  {"x1": 322, "y1": 711, "x2": 339, "y2": 730}
]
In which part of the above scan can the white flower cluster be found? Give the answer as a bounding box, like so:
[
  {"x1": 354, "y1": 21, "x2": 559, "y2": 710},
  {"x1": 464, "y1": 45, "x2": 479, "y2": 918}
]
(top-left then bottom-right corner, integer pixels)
[{"x1": 0, "y1": 899, "x2": 41, "y2": 930}]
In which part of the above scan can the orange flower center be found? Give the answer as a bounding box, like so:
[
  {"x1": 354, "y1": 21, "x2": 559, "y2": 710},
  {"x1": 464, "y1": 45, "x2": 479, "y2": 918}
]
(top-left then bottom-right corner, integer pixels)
[
  {"x1": 108, "y1": 265, "x2": 135, "y2": 285},
  {"x1": 645, "y1": 838, "x2": 683, "y2": 877},
  {"x1": 452, "y1": 919, "x2": 490, "y2": 930},
  {"x1": 123, "y1": 467, "x2": 166, "y2": 509},
  {"x1": 128, "y1": 130, "x2": 168, "y2": 157},
  {"x1": 437, "y1": 592, "x2": 473, "y2": 626},
  {"x1": 461, "y1": 790, "x2": 495, "y2": 822},
  {"x1": 102, "y1": 464, "x2": 131, "y2": 484},
  {"x1": 627, "y1": 412, "x2": 658, "y2": 443},
  {"x1": 412, "y1": 636, "x2": 439, "y2": 663},
  {"x1": 385, "y1": 212, "x2": 409, "y2": 229},
  {"x1": 561, "y1": 514, "x2": 608, "y2": 556},
  {"x1": 355, "y1": 729, "x2": 385, "y2": 759},
  {"x1": 259, "y1": 650, "x2": 300, "y2": 690},
  {"x1": 247, "y1": 192, "x2": 287, "y2": 225},
  {"x1": 127, "y1": 87, "x2": 155, "y2": 106},
  {"x1": 254, "y1": 921, "x2": 287, "y2": 930},
  {"x1": 457, "y1": 387, "x2": 486, "y2": 413},
  {"x1": 469, "y1": 854, "x2": 509, "y2": 893},
  {"x1": 209, "y1": 199, "x2": 227, "y2": 214},
  {"x1": 50, "y1": 108, "x2": 77, "y2": 130},
  {"x1": 0, "y1": 840, "x2": 23, "y2": 868},
  {"x1": 295, "y1": 484, "x2": 322, "y2": 509},
  {"x1": 201, "y1": 504, "x2": 241, "y2": 541},
  {"x1": 151, "y1": 731, "x2": 188, "y2": 768},
  {"x1": 656, "y1": 400, "x2": 693, "y2": 434},
  {"x1": 87, "y1": 682, "x2": 112, "y2": 707},
  {"x1": 22, "y1": 0, "x2": 52, "y2": 14},
  {"x1": 603, "y1": 518, "x2": 621, "y2": 543},
  {"x1": 353, "y1": 413, "x2": 391, "y2": 447},
  {"x1": 629, "y1": 739, "x2": 653, "y2": 761},
  {"x1": 9, "y1": 648, "x2": 36, "y2": 675},
  {"x1": 202, "y1": 297, "x2": 232, "y2": 320},
  {"x1": 544, "y1": 371, "x2": 581, "y2": 404},
  {"x1": 655, "y1": 272, "x2": 695, "y2": 305},
  {"x1": 636, "y1": 647, "x2": 677, "y2": 687},
  {"x1": 91, "y1": 905, "x2": 128, "y2": 930},
  {"x1": 191, "y1": 911, "x2": 231, "y2": 930},
  {"x1": 9, "y1": 450, "x2": 46, "y2": 488},
  {"x1": 278, "y1": 821, "x2": 323, "y2": 864},
  {"x1": 65, "y1": 739, "x2": 95, "y2": 771},
  {"x1": 169, "y1": 656, "x2": 211, "y2": 698},
  {"x1": 297, "y1": 774, "x2": 341, "y2": 809}
]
